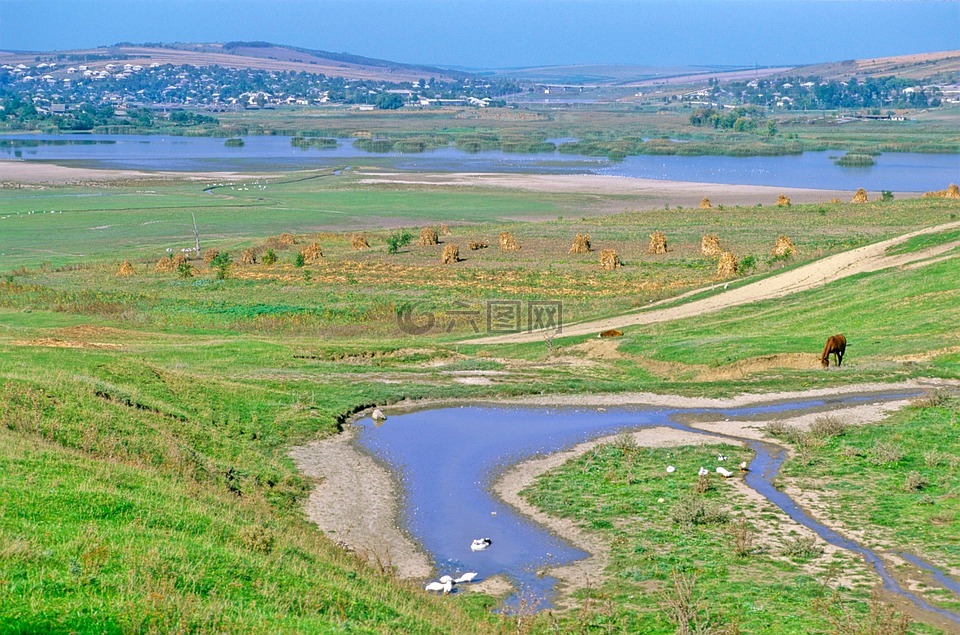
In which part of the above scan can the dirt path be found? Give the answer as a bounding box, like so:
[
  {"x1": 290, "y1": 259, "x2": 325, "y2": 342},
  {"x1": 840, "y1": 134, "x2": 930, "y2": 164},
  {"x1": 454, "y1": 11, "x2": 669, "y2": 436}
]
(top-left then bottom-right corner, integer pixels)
[{"x1": 468, "y1": 220, "x2": 960, "y2": 344}]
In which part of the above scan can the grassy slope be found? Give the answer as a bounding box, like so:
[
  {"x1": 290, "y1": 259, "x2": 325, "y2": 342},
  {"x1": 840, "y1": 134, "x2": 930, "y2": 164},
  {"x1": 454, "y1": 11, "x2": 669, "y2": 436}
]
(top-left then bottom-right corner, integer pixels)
[{"x1": 0, "y1": 190, "x2": 958, "y2": 632}]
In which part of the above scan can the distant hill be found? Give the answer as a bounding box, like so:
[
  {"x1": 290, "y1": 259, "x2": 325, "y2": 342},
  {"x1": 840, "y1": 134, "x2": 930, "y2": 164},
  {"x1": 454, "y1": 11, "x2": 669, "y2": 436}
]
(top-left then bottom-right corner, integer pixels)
[
  {"x1": 0, "y1": 41, "x2": 464, "y2": 83},
  {"x1": 787, "y1": 50, "x2": 960, "y2": 82}
]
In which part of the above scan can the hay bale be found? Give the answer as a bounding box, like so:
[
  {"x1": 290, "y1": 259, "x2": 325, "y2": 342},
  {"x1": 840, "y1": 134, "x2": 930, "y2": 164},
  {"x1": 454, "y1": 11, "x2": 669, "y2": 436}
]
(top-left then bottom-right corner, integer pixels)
[
  {"x1": 499, "y1": 231, "x2": 521, "y2": 252},
  {"x1": 350, "y1": 234, "x2": 370, "y2": 250},
  {"x1": 278, "y1": 233, "x2": 297, "y2": 246},
  {"x1": 771, "y1": 235, "x2": 797, "y2": 257},
  {"x1": 469, "y1": 241, "x2": 488, "y2": 251},
  {"x1": 440, "y1": 244, "x2": 460, "y2": 264},
  {"x1": 300, "y1": 242, "x2": 323, "y2": 264},
  {"x1": 776, "y1": 194, "x2": 791, "y2": 207},
  {"x1": 701, "y1": 235, "x2": 723, "y2": 258},
  {"x1": 440, "y1": 223, "x2": 452, "y2": 236},
  {"x1": 598, "y1": 329, "x2": 623, "y2": 338},
  {"x1": 202, "y1": 249, "x2": 219, "y2": 264},
  {"x1": 717, "y1": 251, "x2": 738, "y2": 278},
  {"x1": 154, "y1": 256, "x2": 175, "y2": 273},
  {"x1": 116, "y1": 260, "x2": 135, "y2": 277},
  {"x1": 172, "y1": 252, "x2": 188, "y2": 266},
  {"x1": 851, "y1": 188, "x2": 869, "y2": 203},
  {"x1": 922, "y1": 183, "x2": 960, "y2": 199},
  {"x1": 828, "y1": 198, "x2": 842, "y2": 204},
  {"x1": 418, "y1": 227, "x2": 440, "y2": 246},
  {"x1": 240, "y1": 248, "x2": 258, "y2": 265},
  {"x1": 647, "y1": 231, "x2": 668, "y2": 255},
  {"x1": 700, "y1": 197, "x2": 712, "y2": 209},
  {"x1": 569, "y1": 233, "x2": 591, "y2": 254},
  {"x1": 599, "y1": 249, "x2": 621, "y2": 270}
]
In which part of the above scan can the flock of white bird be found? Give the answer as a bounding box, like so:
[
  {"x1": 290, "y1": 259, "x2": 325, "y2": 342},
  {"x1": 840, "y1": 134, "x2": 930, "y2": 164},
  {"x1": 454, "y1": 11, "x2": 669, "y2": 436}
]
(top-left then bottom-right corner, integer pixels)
[
  {"x1": 424, "y1": 539, "x2": 491, "y2": 594},
  {"x1": 666, "y1": 454, "x2": 749, "y2": 479}
]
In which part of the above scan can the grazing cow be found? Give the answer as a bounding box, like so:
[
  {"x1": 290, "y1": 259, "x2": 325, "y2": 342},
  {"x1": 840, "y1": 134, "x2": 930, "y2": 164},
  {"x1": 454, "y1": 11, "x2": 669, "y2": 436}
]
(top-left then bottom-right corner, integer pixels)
[{"x1": 821, "y1": 334, "x2": 846, "y2": 368}]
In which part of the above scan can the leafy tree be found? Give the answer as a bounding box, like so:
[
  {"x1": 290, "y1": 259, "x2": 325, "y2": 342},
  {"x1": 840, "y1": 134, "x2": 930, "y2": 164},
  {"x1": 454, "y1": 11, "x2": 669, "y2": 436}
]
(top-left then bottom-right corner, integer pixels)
[{"x1": 375, "y1": 93, "x2": 404, "y2": 110}]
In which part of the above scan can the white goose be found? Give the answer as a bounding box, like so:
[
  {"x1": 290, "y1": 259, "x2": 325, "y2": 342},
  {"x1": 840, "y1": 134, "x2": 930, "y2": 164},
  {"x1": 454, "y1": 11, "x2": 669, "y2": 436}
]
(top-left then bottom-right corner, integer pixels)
[
  {"x1": 454, "y1": 572, "x2": 478, "y2": 584},
  {"x1": 471, "y1": 538, "x2": 492, "y2": 551},
  {"x1": 716, "y1": 466, "x2": 733, "y2": 478}
]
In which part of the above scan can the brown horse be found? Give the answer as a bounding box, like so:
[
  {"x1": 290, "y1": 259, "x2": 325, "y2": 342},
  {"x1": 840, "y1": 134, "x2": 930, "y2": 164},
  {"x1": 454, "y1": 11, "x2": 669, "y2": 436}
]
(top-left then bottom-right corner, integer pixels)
[{"x1": 821, "y1": 334, "x2": 846, "y2": 368}]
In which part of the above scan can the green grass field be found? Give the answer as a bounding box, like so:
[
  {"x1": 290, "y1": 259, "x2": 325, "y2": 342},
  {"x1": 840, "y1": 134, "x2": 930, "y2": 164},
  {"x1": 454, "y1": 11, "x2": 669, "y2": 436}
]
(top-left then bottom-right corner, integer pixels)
[{"x1": 1, "y1": 175, "x2": 958, "y2": 633}]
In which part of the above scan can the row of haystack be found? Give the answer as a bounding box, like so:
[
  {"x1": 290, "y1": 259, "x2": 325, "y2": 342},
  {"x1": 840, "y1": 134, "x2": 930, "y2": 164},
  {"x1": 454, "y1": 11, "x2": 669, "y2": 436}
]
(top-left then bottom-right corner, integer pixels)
[{"x1": 921, "y1": 183, "x2": 960, "y2": 199}]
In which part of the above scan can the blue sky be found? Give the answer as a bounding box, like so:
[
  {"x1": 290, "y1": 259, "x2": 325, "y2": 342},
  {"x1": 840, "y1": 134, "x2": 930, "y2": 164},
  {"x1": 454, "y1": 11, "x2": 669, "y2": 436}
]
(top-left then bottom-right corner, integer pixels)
[{"x1": 1, "y1": 0, "x2": 957, "y2": 69}]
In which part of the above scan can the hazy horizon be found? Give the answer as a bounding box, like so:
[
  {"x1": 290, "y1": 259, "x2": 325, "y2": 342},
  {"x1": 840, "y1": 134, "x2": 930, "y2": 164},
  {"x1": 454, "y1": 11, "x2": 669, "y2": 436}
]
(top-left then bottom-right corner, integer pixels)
[{"x1": 1, "y1": 0, "x2": 958, "y2": 70}]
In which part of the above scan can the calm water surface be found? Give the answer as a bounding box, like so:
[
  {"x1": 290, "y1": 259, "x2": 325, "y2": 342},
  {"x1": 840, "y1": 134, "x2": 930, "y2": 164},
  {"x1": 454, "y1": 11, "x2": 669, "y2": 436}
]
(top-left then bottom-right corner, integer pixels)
[{"x1": 2, "y1": 133, "x2": 957, "y2": 191}]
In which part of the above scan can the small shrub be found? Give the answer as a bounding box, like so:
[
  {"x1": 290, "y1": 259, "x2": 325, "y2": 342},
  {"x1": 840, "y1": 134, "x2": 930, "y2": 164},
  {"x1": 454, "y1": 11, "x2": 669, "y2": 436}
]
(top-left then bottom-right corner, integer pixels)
[
  {"x1": 881, "y1": 190, "x2": 894, "y2": 202},
  {"x1": 210, "y1": 251, "x2": 232, "y2": 280},
  {"x1": 293, "y1": 252, "x2": 306, "y2": 268},
  {"x1": 387, "y1": 229, "x2": 412, "y2": 254},
  {"x1": 693, "y1": 473, "x2": 712, "y2": 494},
  {"x1": 177, "y1": 261, "x2": 194, "y2": 278},
  {"x1": 809, "y1": 415, "x2": 848, "y2": 438},
  {"x1": 780, "y1": 535, "x2": 823, "y2": 560},
  {"x1": 739, "y1": 254, "x2": 756, "y2": 274},
  {"x1": 672, "y1": 494, "x2": 728, "y2": 527},
  {"x1": 237, "y1": 524, "x2": 275, "y2": 555},
  {"x1": 903, "y1": 471, "x2": 928, "y2": 492},
  {"x1": 730, "y1": 517, "x2": 755, "y2": 558},
  {"x1": 262, "y1": 249, "x2": 278, "y2": 265},
  {"x1": 924, "y1": 449, "x2": 952, "y2": 468},
  {"x1": 869, "y1": 441, "x2": 904, "y2": 466}
]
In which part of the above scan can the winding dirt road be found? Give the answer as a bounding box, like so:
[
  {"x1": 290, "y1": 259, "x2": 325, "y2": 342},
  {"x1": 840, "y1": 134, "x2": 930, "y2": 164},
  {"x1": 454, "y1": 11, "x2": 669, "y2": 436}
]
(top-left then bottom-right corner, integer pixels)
[{"x1": 467, "y1": 220, "x2": 960, "y2": 344}]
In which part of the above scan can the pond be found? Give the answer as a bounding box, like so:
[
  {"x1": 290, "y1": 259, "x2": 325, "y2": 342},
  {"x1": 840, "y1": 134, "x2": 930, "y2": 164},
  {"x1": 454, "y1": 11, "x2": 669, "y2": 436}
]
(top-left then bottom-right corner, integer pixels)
[
  {"x1": 353, "y1": 392, "x2": 959, "y2": 622},
  {"x1": 2, "y1": 133, "x2": 958, "y2": 191}
]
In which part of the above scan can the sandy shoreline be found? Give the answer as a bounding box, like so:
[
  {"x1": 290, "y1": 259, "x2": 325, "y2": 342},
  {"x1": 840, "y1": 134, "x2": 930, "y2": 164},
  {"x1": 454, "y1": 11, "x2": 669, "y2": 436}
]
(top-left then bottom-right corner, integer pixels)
[
  {"x1": 0, "y1": 160, "x2": 915, "y2": 209},
  {"x1": 288, "y1": 379, "x2": 955, "y2": 599}
]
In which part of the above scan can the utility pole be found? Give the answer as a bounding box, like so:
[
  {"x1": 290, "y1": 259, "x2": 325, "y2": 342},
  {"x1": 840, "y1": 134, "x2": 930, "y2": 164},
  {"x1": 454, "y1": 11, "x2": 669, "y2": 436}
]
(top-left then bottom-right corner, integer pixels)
[{"x1": 191, "y1": 211, "x2": 201, "y2": 258}]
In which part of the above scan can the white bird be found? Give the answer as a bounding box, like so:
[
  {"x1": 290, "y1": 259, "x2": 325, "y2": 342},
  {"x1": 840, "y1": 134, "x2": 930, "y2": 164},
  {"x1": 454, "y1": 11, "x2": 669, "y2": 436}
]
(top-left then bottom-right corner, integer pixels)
[
  {"x1": 739, "y1": 461, "x2": 749, "y2": 472},
  {"x1": 438, "y1": 575, "x2": 453, "y2": 584},
  {"x1": 717, "y1": 453, "x2": 727, "y2": 462},
  {"x1": 698, "y1": 467, "x2": 709, "y2": 477},
  {"x1": 371, "y1": 408, "x2": 387, "y2": 421},
  {"x1": 454, "y1": 572, "x2": 478, "y2": 584},
  {"x1": 425, "y1": 580, "x2": 452, "y2": 594},
  {"x1": 666, "y1": 465, "x2": 676, "y2": 473},
  {"x1": 716, "y1": 466, "x2": 733, "y2": 478},
  {"x1": 471, "y1": 538, "x2": 492, "y2": 551}
]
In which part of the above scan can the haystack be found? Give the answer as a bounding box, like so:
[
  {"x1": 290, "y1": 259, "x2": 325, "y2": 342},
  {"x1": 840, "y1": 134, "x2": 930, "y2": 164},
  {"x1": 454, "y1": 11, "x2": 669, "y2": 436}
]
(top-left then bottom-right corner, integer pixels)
[
  {"x1": 921, "y1": 183, "x2": 960, "y2": 199},
  {"x1": 440, "y1": 244, "x2": 460, "y2": 264},
  {"x1": 278, "y1": 233, "x2": 297, "y2": 247},
  {"x1": 828, "y1": 198, "x2": 842, "y2": 204},
  {"x1": 717, "y1": 251, "x2": 738, "y2": 278},
  {"x1": 203, "y1": 249, "x2": 219, "y2": 264},
  {"x1": 300, "y1": 242, "x2": 323, "y2": 264},
  {"x1": 647, "y1": 231, "x2": 668, "y2": 255},
  {"x1": 499, "y1": 231, "x2": 521, "y2": 251},
  {"x1": 851, "y1": 188, "x2": 869, "y2": 203},
  {"x1": 701, "y1": 235, "x2": 723, "y2": 258},
  {"x1": 599, "y1": 249, "x2": 621, "y2": 270},
  {"x1": 172, "y1": 252, "x2": 188, "y2": 266},
  {"x1": 116, "y1": 260, "x2": 135, "y2": 277},
  {"x1": 440, "y1": 223, "x2": 452, "y2": 236},
  {"x1": 418, "y1": 227, "x2": 440, "y2": 246},
  {"x1": 469, "y1": 241, "x2": 488, "y2": 251},
  {"x1": 154, "y1": 256, "x2": 176, "y2": 273},
  {"x1": 240, "y1": 248, "x2": 258, "y2": 265},
  {"x1": 350, "y1": 234, "x2": 370, "y2": 250},
  {"x1": 569, "y1": 233, "x2": 591, "y2": 254},
  {"x1": 771, "y1": 235, "x2": 797, "y2": 257},
  {"x1": 700, "y1": 197, "x2": 712, "y2": 209},
  {"x1": 776, "y1": 194, "x2": 791, "y2": 207}
]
